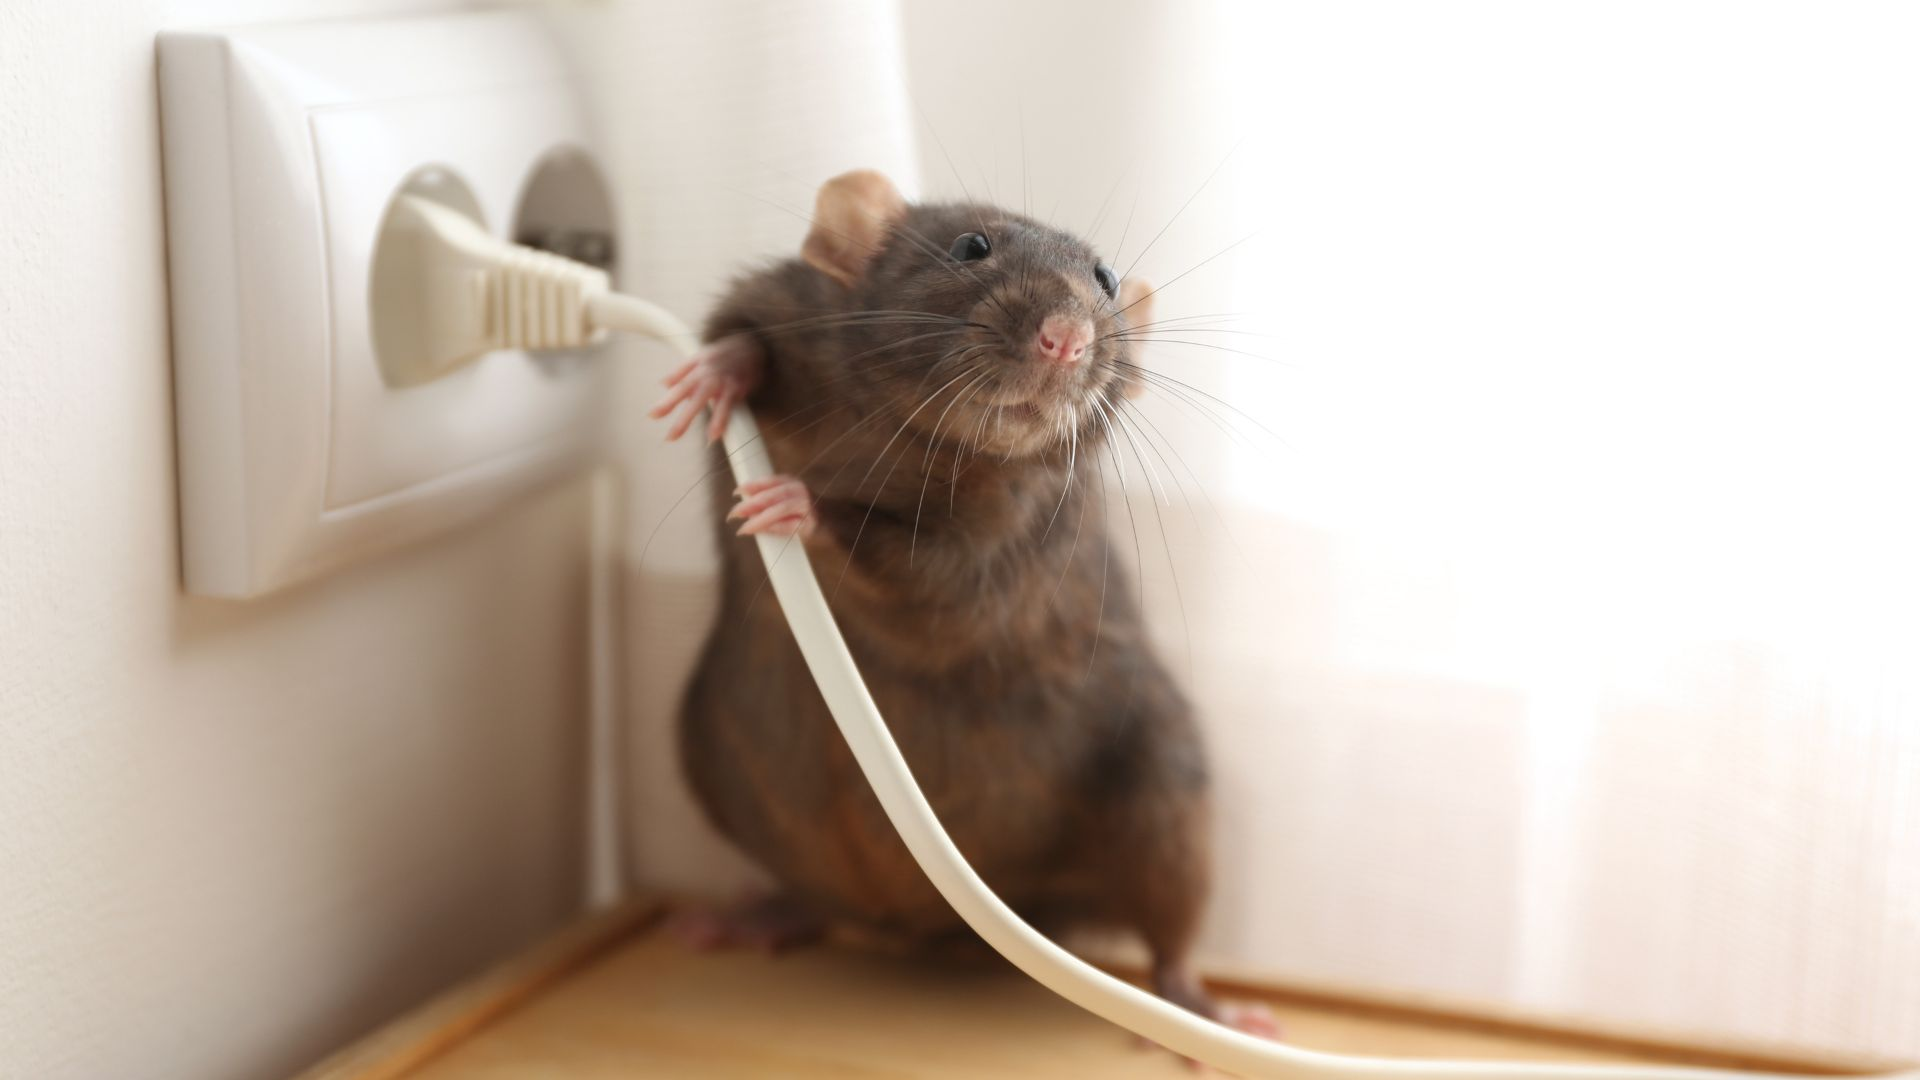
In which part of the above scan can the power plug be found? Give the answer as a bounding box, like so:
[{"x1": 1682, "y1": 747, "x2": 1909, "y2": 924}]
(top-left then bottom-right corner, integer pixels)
[{"x1": 370, "y1": 193, "x2": 611, "y2": 387}]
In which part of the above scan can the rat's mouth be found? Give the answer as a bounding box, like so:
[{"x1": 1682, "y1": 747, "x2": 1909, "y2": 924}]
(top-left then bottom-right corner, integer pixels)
[
  {"x1": 985, "y1": 379, "x2": 1106, "y2": 423},
  {"x1": 976, "y1": 396, "x2": 1068, "y2": 433},
  {"x1": 947, "y1": 359, "x2": 1112, "y2": 452}
]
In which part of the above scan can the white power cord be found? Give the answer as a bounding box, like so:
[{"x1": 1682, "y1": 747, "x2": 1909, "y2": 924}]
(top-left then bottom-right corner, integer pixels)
[{"x1": 382, "y1": 194, "x2": 1917, "y2": 1080}]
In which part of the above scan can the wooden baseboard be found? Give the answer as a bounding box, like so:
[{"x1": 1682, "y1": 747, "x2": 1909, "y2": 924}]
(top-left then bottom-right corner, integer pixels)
[
  {"x1": 292, "y1": 898, "x2": 663, "y2": 1080},
  {"x1": 1184, "y1": 968, "x2": 1892, "y2": 1078}
]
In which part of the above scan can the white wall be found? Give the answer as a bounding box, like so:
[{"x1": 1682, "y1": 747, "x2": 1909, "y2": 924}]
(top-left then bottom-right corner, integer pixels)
[
  {"x1": 0, "y1": 4, "x2": 595, "y2": 1079},
  {"x1": 901, "y1": 0, "x2": 1920, "y2": 1065},
  {"x1": 554, "y1": 0, "x2": 924, "y2": 900}
]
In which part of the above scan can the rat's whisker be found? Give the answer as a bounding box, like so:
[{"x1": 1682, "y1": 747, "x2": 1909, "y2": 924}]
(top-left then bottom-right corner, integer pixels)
[
  {"x1": 1039, "y1": 406, "x2": 1079, "y2": 545},
  {"x1": 1111, "y1": 403, "x2": 1194, "y2": 683},
  {"x1": 1102, "y1": 326, "x2": 1275, "y2": 344},
  {"x1": 1017, "y1": 95, "x2": 1030, "y2": 216},
  {"x1": 1119, "y1": 400, "x2": 1207, "y2": 546},
  {"x1": 1108, "y1": 335, "x2": 1299, "y2": 369},
  {"x1": 1108, "y1": 192, "x2": 1141, "y2": 273},
  {"x1": 946, "y1": 372, "x2": 998, "y2": 515},
  {"x1": 832, "y1": 326, "x2": 980, "y2": 368},
  {"x1": 1115, "y1": 365, "x2": 1257, "y2": 454},
  {"x1": 1084, "y1": 164, "x2": 1131, "y2": 243},
  {"x1": 719, "y1": 179, "x2": 1008, "y2": 325},
  {"x1": 632, "y1": 391, "x2": 873, "y2": 582},
  {"x1": 756, "y1": 307, "x2": 978, "y2": 325},
  {"x1": 1123, "y1": 397, "x2": 1257, "y2": 577},
  {"x1": 915, "y1": 98, "x2": 978, "y2": 208},
  {"x1": 808, "y1": 341, "x2": 995, "y2": 497},
  {"x1": 797, "y1": 341, "x2": 999, "y2": 503},
  {"x1": 1093, "y1": 402, "x2": 1150, "y2": 685},
  {"x1": 894, "y1": 221, "x2": 1021, "y2": 327},
  {"x1": 1111, "y1": 360, "x2": 1290, "y2": 449},
  {"x1": 718, "y1": 183, "x2": 1004, "y2": 329},
  {"x1": 910, "y1": 101, "x2": 1012, "y2": 308},
  {"x1": 1112, "y1": 311, "x2": 1253, "y2": 331},
  {"x1": 741, "y1": 312, "x2": 987, "y2": 345},
  {"x1": 833, "y1": 363, "x2": 991, "y2": 598},
  {"x1": 1083, "y1": 439, "x2": 1114, "y2": 684},
  {"x1": 912, "y1": 367, "x2": 995, "y2": 565},
  {"x1": 1042, "y1": 429, "x2": 1088, "y2": 613},
  {"x1": 1121, "y1": 139, "x2": 1240, "y2": 280},
  {"x1": 1115, "y1": 404, "x2": 1171, "y2": 511},
  {"x1": 1108, "y1": 232, "x2": 1260, "y2": 324},
  {"x1": 922, "y1": 361, "x2": 995, "y2": 471}
]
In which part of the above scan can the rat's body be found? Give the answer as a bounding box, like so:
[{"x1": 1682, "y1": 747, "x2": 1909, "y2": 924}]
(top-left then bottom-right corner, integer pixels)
[{"x1": 660, "y1": 171, "x2": 1239, "y2": 1022}]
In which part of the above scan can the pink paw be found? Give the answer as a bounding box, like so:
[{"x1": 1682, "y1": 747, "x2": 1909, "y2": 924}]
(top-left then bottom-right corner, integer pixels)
[
  {"x1": 1131, "y1": 1001, "x2": 1284, "y2": 1072},
  {"x1": 666, "y1": 897, "x2": 825, "y2": 955},
  {"x1": 1221, "y1": 1002, "x2": 1283, "y2": 1040},
  {"x1": 667, "y1": 908, "x2": 736, "y2": 951},
  {"x1": 649, "y1": 335, "x2": 763, "y2": 443},
  {"x1": 728, "y1": 474, "x2": 817, "y2": 538}
]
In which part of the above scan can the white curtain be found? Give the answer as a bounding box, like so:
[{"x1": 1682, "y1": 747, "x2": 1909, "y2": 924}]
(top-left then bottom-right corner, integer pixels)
[{"x1": 602, "y1": 0, "x2": 1920, "y2": 1062}]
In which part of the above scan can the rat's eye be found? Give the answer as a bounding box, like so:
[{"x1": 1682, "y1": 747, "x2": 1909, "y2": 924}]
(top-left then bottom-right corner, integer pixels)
[
  {"x1": 949, "y1": 232, "x2": 991, "y2": 261},
  {"x1": 1093, "y1": 263, "x2": 1119, "y2": 299}
]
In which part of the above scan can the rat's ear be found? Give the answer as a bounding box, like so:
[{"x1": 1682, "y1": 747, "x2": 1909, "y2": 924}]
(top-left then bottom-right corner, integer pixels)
[
  {"x1": 1117, "y1": 277, "x2": 1154, "y2": 399},
  {"x1": 801, "y1": 169, "x2": 908, "y2": 288},
  {"x1": 1117, "y1": 277, "x2": 1155, "y2": 327}
]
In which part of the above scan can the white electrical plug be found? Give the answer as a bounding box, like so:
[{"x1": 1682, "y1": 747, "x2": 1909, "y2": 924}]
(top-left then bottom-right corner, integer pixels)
[{"x1": 369, "y1": 193, "x2": 612, "y2": 387}]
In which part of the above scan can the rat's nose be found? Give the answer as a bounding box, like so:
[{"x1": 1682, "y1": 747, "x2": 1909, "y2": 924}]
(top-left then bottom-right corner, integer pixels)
[{"x1": 1033, "y1": 314, "x2": 1094, "y2": 364}]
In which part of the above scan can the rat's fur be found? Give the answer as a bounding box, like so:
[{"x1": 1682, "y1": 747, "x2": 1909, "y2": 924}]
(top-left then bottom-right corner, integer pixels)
[{"x1": 677, "y1": 195, "x2": 1222, "y2": 1016}]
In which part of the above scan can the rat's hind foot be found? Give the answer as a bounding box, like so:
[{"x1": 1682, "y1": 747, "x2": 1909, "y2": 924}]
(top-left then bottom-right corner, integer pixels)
[
  {"x1": 1133, "y1": 964, "x2": 1284, "y2": 1067},
  {"x1": 650, "y1": 334, "x2": 764, "y2": 443},
  {"x1": 1156, "y1": 966, "x2": 1282, "y2": 1038},
  {"x1": 1219, "y1": 1001, "x2": 1282, "y2": 1039},
  {"x1": 668, "y1": 893, "x2": 826, "y2": 955},
  {"x1": 729, "y1": 474, "x2": 817, "y2": 538}
]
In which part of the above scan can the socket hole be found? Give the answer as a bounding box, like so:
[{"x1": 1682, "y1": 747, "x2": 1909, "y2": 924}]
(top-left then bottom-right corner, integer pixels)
[
  {"x1": 513, "y1": 147, "x2": 618, "y2": 375},
  {"x1": 514, "y1": 145, "x2": 617, "y2": 271}
]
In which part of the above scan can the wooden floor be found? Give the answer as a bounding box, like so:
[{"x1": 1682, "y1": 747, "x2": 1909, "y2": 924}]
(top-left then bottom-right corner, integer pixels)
[
  {"x1": 409, "y1": 940, "x2": 1676, "y2": 1079},
  {"x1": 300, "y1": 901, "x2": 1862, "y2": 1079}
]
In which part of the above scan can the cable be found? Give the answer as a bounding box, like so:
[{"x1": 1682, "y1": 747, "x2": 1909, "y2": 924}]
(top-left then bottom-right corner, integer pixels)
[{"x1": 386, "y1": 196, "x2": 1918, "y2": 1079}]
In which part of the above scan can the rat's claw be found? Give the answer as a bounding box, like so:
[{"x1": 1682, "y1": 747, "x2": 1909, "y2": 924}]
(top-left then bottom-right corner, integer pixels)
[
  {"x1": 648, "y1": 374, "x2": 701, "y2": 420},
  {"x1": 651, "y1": 336, "x2": 766, "y2": 443},
  {"x1": 707, "y1": 385, "x2": 740, "y2": 444},
  {"x1": 729, "y1": 477, "x2": 806, "y2": 519},
  {"x1": 660, "y1": 358, "x2": 698, "y2": 388},
  {"x1": 731, "y1": 475, "x2": 815, "y2": 538},
  {"x1": 737, "y1": 500, "x2": 815, "y2": 537},
  {"x1": 662, "y1": 378, "x2": 714, "y2": 441}
]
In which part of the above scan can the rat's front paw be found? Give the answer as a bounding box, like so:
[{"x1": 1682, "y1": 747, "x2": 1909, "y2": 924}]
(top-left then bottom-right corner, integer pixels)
[
  {"x1": 649, "y1": 334, "x2": 764, "y2": 443},
  {"x1": 728, "y1": 474, "x2": 817, "y2": 538}
]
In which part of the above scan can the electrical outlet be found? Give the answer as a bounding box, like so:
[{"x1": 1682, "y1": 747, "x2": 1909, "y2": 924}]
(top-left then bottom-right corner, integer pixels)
[{"x1": 158, "y1": 11, "x2": 616, "y2": 598}]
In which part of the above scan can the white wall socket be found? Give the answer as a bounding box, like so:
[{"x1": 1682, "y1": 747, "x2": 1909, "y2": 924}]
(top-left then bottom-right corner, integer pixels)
[{"x1": 158, "y1": 11, "x2": 617, "y2": 598}]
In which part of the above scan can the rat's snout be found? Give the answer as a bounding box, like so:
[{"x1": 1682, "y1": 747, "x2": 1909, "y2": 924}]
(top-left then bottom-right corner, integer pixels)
[{"x1": 1031, "y1": 313, "x2": 1094, "y2": 365}]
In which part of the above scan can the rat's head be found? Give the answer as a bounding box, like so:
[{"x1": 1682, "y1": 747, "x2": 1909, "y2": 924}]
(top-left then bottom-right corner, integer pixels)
[{"x1": 802, "y1": 170, "x2": 1154, "y2": 459}]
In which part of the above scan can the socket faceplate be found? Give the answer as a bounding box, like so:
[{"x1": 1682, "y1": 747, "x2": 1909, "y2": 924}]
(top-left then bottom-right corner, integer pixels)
[{"x1": 158, "y1": 11, "x2": 613, "y2": 597}]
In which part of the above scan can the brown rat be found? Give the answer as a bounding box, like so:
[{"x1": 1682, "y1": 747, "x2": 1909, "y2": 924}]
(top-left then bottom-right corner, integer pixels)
[{"x1": 656, "y1": 169, "x2": 1264, "y2": 1032}]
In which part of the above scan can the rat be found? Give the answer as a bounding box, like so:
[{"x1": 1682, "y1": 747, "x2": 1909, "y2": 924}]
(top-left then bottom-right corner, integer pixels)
[{"x1": 653, "y1": 169, "x2": 1270, "y2": 1035}]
